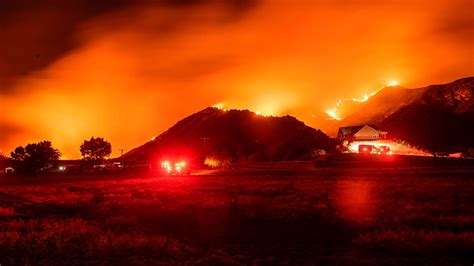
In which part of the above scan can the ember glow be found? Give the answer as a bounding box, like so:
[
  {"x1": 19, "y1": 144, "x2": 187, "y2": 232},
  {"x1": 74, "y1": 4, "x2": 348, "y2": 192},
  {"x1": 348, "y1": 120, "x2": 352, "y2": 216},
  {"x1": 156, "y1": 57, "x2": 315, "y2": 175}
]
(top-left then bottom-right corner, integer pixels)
[
  {"x1": 325, "y1": 87, "x2": 385, "y2": 120},
  {"x1": 1, "y1": 1, "x2": 473, "y2": 158},
  {"x1": 388, "y1": 80, "x2": 399, "y2": 87},
  {"x1": 212, "y1": 103, "x2": 227, "y2": 111}
]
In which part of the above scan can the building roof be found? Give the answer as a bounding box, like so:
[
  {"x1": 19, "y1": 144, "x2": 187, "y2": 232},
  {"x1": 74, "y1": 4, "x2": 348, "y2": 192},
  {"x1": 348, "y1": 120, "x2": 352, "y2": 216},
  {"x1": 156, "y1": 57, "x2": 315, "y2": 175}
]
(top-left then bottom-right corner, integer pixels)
[{"x1": 338, "y1": 124, "x2": 379, "y2": 136}]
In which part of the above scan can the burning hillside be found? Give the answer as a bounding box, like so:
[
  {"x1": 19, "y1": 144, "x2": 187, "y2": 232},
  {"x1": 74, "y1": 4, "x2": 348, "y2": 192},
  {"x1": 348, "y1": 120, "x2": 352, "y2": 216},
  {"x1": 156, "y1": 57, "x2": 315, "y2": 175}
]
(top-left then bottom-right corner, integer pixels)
[
  {"x1": 325, "y1": 81, "x2": 398, "y2": 121},
  {"x1": 318, "y1": 77, "x2": 474, "y2": 152}
]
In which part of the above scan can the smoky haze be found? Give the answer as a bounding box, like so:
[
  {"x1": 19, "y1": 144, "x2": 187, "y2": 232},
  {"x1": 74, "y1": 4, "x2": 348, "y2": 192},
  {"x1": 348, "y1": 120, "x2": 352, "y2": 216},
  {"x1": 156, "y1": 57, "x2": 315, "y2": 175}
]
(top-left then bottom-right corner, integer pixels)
[{"x1": 1, "y1": 0, "x2": 473, "y2": 158}]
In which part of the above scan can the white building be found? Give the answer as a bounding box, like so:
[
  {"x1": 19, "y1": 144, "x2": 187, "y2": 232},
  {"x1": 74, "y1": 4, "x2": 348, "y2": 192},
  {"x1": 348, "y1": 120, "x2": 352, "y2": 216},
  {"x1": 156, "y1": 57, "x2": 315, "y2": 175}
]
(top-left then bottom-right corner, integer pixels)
[{"x1": 338, "y1": 125, "x2": 388, "y2": 141}]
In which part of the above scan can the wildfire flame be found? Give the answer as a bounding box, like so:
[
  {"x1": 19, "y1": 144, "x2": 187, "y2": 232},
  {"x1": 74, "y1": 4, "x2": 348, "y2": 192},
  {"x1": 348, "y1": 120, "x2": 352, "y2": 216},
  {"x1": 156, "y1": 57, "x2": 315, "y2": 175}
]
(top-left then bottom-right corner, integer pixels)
[
  {"x1": 388, "y1": 80, "x2": 399, "y2": 86},
  {"x1": 325, "y1": 81, "x2": 399, "y2": 120},
  {"x1": 213, "y1": 103, "x2": 227, "y2": 111},
  {"x1": 253, "y1": 110, "x2": 271, "y2": 117},
  {"x1": 326, "y1": 108, "x2": 341, "y2": 120},
  {"x1": 213, "y1": 102, "x2": 274, "y2": 117}
]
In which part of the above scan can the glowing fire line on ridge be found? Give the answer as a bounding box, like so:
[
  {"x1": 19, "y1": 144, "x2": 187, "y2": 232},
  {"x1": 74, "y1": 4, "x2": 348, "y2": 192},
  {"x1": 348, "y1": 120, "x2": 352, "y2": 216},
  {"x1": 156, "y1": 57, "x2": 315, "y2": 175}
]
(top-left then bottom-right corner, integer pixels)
[
  {"x1": 325, "y1": 80, "x2": 399, "y2": 120},
  {"x1": 213, "y1": 102, "x2": 273, "y2": 117}
]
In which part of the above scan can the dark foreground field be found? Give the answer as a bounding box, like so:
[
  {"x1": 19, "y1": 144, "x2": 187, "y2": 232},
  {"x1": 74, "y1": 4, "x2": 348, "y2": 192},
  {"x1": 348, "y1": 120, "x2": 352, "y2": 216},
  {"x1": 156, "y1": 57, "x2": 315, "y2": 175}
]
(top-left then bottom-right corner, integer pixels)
[{"x1": 1, "y1": 168, "x2": 473, "y2": 265}]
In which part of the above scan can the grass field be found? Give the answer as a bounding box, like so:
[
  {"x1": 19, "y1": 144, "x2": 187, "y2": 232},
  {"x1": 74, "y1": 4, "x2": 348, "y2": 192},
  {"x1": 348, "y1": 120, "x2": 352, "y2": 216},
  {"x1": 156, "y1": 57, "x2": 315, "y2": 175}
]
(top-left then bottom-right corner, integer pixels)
[{"x1": 1, "y1": 168, "x2": 473, "y2": 265}]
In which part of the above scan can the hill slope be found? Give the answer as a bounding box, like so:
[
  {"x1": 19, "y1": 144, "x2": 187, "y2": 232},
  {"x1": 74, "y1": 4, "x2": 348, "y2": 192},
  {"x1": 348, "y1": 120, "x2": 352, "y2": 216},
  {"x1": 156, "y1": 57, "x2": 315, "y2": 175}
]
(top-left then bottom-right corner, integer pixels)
[
  {"x1": 124, "y1": 107, "x2": 334, "y2": 163},
  {"x1": 335, "y1": 77, "x2": 474, "y2": 151},
  {"x1": 379, "y1": 77, "x2": 474, "y2": 151}
]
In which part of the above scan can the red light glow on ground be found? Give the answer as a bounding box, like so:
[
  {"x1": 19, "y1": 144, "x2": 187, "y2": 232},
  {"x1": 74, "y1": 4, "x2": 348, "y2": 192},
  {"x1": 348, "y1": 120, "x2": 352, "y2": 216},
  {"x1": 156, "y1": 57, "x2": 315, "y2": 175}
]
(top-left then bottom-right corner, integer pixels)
[{"x1": 347, "y1": 140, "x2": 431, "y2": 156}]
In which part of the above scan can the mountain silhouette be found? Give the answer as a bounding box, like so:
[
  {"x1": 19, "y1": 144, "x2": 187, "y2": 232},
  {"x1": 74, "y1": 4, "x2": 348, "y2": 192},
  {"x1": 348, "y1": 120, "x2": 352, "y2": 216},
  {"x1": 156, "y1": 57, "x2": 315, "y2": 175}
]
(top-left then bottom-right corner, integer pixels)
[{"x1": 124, "y1": 107, "x2": 335, "y2": 164}]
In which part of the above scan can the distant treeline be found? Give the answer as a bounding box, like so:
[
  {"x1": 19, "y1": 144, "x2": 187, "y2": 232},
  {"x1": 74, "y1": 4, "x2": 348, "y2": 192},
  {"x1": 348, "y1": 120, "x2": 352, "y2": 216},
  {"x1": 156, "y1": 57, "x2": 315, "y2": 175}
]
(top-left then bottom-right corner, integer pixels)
[{"x1": 3, "y1": 137, "x2": 111, "y2": 174}]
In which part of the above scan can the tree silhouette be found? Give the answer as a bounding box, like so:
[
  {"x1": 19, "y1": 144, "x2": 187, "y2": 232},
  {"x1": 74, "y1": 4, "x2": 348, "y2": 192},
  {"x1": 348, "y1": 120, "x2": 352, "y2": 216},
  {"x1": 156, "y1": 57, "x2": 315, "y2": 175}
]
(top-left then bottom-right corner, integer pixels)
[
  {"x1": 80, "y1": 137, "x2": 112, "y2": 164},
  {"x1": 10, "y1": 141, "x2": 61, "y2": 173}
]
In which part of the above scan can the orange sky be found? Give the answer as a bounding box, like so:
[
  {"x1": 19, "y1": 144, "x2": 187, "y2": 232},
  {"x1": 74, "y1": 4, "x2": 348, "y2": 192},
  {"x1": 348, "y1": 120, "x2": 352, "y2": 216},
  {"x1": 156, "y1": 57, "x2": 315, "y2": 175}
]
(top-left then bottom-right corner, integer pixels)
[{"x1": 1, "y1": 0, "x2": 473, "y2": 159}]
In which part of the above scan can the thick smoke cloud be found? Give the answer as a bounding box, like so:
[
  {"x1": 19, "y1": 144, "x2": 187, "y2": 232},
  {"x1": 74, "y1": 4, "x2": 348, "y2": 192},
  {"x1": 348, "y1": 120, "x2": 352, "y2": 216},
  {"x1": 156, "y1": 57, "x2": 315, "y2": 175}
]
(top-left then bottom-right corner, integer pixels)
[{"x1": 1, "y1": 0, "x2": 473, "y2": 158}]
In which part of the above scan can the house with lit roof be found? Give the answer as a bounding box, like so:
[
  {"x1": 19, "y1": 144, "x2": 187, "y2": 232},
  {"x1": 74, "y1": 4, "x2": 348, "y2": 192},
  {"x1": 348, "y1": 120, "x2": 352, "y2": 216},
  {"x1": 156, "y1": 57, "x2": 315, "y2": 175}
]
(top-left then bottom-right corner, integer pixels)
[{"x1": 338, "y1": 125, "x2": 387, "y2": 141}]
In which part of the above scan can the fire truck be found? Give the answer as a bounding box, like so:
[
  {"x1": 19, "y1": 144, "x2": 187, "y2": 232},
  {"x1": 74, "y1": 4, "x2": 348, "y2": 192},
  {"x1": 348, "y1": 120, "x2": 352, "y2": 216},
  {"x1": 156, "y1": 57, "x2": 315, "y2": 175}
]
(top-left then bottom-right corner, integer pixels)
[
  {"x1": 160, "y1": 160, "x2": 191, "y2": 176},
  {"x1": 358, "y1": 144, "x2": 391, "y2": 155}
]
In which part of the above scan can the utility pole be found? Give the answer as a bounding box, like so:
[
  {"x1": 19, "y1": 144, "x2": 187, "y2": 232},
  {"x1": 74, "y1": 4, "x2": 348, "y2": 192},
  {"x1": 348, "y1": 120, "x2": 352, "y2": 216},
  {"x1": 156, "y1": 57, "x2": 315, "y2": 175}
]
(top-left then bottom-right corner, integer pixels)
[
  {"x1": 118, "y1": 148, "x2": 126, "y2": 157},
  {"x1": 427, "y1": 105, "x2": 437, "y2": 167},
  {"x1": 200, "y1": 137, "x2": 210, "y2": 158}
]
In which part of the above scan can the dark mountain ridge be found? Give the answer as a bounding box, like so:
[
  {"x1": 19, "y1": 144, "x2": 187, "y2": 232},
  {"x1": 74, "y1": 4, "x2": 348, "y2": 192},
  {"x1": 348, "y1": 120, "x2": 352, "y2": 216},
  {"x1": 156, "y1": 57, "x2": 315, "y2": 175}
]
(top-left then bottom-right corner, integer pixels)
[{"x1": 124, "y1": 107, "x2": 335, "y2": 163}]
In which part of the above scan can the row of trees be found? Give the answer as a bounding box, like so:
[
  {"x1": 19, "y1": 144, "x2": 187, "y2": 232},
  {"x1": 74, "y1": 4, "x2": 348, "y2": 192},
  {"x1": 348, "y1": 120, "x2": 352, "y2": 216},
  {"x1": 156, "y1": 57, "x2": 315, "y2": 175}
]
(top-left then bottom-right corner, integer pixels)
[{"x1": 8, "y1": 137, "x2": 112, "y2": 174}]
